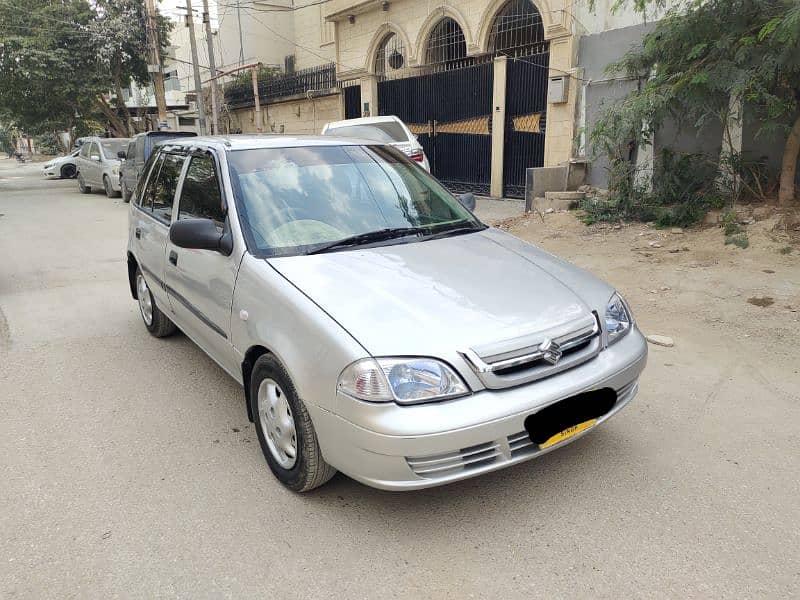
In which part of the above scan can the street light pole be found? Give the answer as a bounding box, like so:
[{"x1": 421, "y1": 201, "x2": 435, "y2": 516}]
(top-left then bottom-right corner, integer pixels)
[
  {"x1": 202, "y1": 0, "x2": 220, "y2": 134},
  {"x1": 185, "y1": 0, "x2": 207, "y2": 135}
]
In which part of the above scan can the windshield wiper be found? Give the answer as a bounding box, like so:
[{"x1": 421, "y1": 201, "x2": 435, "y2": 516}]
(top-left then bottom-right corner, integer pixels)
[
  {"x1": 306, "y1": 227, "x2": 425, "y2": 255},
  {"x1": 424, "y1": 223, "x2": 487, "y2": 241}
]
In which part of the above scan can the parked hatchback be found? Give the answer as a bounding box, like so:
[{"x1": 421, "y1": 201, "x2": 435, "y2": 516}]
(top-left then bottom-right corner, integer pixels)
[
  {"x1": 322, "y1": 115, "x2": 430, "y2": 171},
  {"x1": 119, "y1": 131, "x2": 197, "y2": 202},
  {"x1": 127, "y1": 135, "x2": 647, "y2": 492},
  {"x1": 75, "y1": 137, "x2": 129, "y2": 197}
]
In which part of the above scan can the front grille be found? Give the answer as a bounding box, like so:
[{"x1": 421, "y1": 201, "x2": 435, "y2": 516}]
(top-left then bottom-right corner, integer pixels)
[
  {"x1": 406, "y1": 440, "x2": 503, "y2": 479},
  {"x1": 460, "y1": 313, "x2": 602, "y2": 390},
  {"x1": 405, "y1": 378, "x2": 639, "y2": 481}
]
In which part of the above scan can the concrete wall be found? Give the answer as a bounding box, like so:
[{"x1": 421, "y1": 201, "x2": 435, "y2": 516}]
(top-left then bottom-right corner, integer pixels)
[
  {"x1": 216, "y1": 0, "x2": 295, "y2": 71},
  {"x1": 229, "y1": 92, "x2": 343, "y2": 134}
]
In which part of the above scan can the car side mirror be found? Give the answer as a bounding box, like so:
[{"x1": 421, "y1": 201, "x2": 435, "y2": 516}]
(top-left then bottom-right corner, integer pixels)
[
  {"x1": 457, "y1": 192, "x2": 476, "y2": 211},
  {"x1": 117, "y1": 150, "x2": 127, "y2": 160},
  {"x1": 170, "y1": 218, "x2": 232, "y2": 255},
  {"x1": 90, "y1": 155, "x2": 101, "y2": 162}
]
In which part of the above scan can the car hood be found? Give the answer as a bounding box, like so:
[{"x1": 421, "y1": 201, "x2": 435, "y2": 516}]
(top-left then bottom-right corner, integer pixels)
[{"x1": 268, "y1": 229, "x2": 607, "y2": 357}]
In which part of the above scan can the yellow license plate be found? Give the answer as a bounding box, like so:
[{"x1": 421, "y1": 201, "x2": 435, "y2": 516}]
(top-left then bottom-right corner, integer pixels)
[{"x1": 539, "y1": 419, "x2": 597, "y2": 449}]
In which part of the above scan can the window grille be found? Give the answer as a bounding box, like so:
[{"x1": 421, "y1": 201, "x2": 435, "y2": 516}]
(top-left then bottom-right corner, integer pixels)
[
  {"x1": 375, "y1": 33, "x2": 406, "y2": 80},
  {"x1": 488, "y1": 0, "x2": 547, "y2": 57},
  {"x1": 425, "y1": 18, "x2": 467, "y2": 65}
]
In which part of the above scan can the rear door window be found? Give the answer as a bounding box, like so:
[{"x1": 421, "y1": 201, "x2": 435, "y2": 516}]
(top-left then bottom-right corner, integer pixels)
[
  {"x1": 148, "y1": 153, "x2": 186, "y2": 223},
  {"x1": 135, "y1": 136, "x2": 146, "y2": 163}
]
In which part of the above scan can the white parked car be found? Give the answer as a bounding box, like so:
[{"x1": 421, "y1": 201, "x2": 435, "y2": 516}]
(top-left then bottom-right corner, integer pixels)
[
  {"x1": 322, "y1": 115, "x2": 430, "y2": 172},
  {"x1": 42, "y1": 148, "x2": 80, "y2": 179},
  {"x1": 75, "y1": 137, "x2": 130, "y2": 198}
]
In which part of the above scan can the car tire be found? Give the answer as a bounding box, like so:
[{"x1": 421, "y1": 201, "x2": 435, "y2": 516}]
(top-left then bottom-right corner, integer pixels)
[
  {"x1": 103, "y1": 175, "x2": 119, "y2": 198},
  {"x1": 250, "y1": 354, "x2": 336, "y2": 492},
  {"x1": 121, "y1": 181, "x2": 131, "y2": 203},
  {"x1": 61, "y1": 164, "x2": 76, "y2": 179},
  {"x1": 78, "y1": 174, "x2": 91, "y2": 193},
  {"x1": 135, "y1": 266, "x2": 177, "y2": 338}
]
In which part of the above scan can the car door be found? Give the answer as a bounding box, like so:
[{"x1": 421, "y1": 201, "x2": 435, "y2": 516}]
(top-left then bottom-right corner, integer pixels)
[
  {"x1": 84, "y1": 141, "x2": 101, "y2": 185},
  {"x1": 123, "y1": 140, "x2": 136, "y2": 190},
  {"x1": 164, "y1": 150, "x2": 239, "y2": 375},
  {"x1": 130, "y1": 150, "x2": 184, "y2": 313}
]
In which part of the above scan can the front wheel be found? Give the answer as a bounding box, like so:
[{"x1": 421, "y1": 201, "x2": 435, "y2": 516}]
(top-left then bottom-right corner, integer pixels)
[
  {"x1": 103, "y1": 175, "x2": 119, "y2": 198},
  {"x1": 135, "y1": 267, "x2": 176, "y2": 338},
  {"x1": 61, "y1": 164, "x2": 76, "y2": 179},
  {"x1": 250, "y1": 354, "x2": 336, "y2": 492}
]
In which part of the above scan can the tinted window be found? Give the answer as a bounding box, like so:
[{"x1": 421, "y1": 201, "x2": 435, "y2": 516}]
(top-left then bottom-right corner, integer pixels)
[
  {"x1": 135, "y1": 136, "x2": 145, "y2": 162},
  {"x1": 138, "y1": 153, "x2": 164, "y2": 211},
  {"x1": 324, "y1": 122, "x2": 409, "y2": 143},
  {"x1": 125, "y1": 141, "x2": 135, "y2": 161},
  {"x1": 87, "y1": 142, "x2": 99, "y2": 158},
  {"x1": 151, "y1": 153, "x2": 185, "y2": 222},
  {"x1": 178, "y1": 155, "x2": 226, "y2": 226}
]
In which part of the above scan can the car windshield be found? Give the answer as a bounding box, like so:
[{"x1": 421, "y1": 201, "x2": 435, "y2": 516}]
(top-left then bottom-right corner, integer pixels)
[
  {"x1": 324, "y1": 122, "x2": 409, "y2": 143},
  {"x1": 228, "y1": 145, "x2": 482, "y2": 257},
  {"x1": 99, "y1": 139, "x2": 129, "y2": 159}
]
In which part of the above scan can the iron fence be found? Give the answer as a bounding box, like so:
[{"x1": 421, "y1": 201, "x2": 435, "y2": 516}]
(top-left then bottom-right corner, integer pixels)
[{"x1": 224, "y1": 63, "x2": 337, "y2": 108}]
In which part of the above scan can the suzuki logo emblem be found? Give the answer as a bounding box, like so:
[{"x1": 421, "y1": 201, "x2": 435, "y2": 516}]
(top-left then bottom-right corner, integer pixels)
[{"x1": 539, "y1": 338, "x2": 562, "y2": 365}]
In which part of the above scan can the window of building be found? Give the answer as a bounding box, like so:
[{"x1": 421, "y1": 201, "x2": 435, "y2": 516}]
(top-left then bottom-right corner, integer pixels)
[
  {"x1": 425, "y1": 18, "x2": 467, "y2": 65},
  {"x1": 488, "y1": 0, "x2": 546, "y2": 57},
  {"x1": 375, "y1": 32, "x2": 406, "y2": 79}
]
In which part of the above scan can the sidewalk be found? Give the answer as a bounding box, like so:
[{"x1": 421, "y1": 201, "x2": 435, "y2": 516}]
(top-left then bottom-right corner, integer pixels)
[{"x1": 474, "y1": 196, "x2": 526, "y2": 223}]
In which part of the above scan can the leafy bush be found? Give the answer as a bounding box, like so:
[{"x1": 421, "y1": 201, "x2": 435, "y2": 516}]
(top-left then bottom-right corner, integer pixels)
[
  {"x1": 580, "y1": 149, "x2": 724, "y2": 227},
  {"x1": 725, "y1": 234, "x2": 750, "y2": 249},
  {"x1": 34, "y1": 132, "x2": 63, "y2": 155}
]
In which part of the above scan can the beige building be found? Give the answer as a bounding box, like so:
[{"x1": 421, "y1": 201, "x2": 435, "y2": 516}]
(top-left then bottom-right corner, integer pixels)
[{"x1": 222, "y1": 0, "x2": 675, "y2": 196}]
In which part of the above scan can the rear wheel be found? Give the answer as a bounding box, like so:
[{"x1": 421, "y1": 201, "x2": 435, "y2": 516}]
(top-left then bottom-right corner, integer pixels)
[
  {"x1": 135, "y1": 267, "x2": 176, "y2": 338},
  {"x1": 78, "y1": 174, "x2": 91, "y2": 193},
  {"x1": 60, "y1": 164, "x2": 76, "y2": 179},
  {"x1": 250, "y1": 354, "x2": 336, "y2": 492}
]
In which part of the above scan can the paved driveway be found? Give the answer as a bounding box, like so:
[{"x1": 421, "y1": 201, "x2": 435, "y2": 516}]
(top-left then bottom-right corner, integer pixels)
[{"x1": 1, "y1": 158, "x2": 797, "y2": 598}]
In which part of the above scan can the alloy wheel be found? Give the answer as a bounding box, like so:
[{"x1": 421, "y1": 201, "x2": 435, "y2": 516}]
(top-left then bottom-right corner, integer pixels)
[
  {"x1": 136, "y1": 273, "x2": 153, "y2": 326},
  {"x1": 257, "y1": 378, "x2": 298, "y2": 469}
]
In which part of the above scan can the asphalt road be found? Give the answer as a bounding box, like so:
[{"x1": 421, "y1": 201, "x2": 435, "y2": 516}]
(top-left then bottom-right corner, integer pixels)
[{"x1": 1, "y1": 158, "x2": 798, "y2": 598}]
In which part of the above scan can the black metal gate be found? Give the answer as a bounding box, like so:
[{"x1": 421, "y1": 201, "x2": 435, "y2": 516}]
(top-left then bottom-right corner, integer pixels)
[
  {"x1": 343, "y1": 83, "x2": 361, "y2": 120},
  {"x1": 377, "y1": 60, "x2": 493, "y2": 194},
  {"x1": 503, "y1": 52, "x2": 549, "y2": 197}
]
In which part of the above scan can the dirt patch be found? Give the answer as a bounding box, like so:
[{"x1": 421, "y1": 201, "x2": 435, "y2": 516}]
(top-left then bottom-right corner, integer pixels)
[{"x1": 747, "y1": 296, "x2": 775, "y2": 308}]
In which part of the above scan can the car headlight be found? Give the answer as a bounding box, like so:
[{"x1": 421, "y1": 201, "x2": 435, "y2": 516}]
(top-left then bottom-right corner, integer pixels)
[
  {"x1": 44, "y1": 163, "x2": 53, "y2": 169},
  {"x1": 605, "y1": 292, "x2": 634, "y2": 344},
  {"x1": 338, "y1": 357, "x2": 469, "y2": 405}
]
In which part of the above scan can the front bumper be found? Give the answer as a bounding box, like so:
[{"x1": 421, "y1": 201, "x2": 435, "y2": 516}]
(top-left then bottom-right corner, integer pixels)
[
  {"x1": 43, "y1": 166, "x2": 58, "y2": 177},
  {"x1": 311, "y1": 328, "x2": 648, "y2": 490}
]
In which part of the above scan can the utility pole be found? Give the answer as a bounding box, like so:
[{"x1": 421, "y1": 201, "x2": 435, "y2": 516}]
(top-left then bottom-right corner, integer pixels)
[
  {"x1": 144, "y1": 0, "x2": 168, "y2": 128},
  {"x1": 202, "y1": 0, "x2": 219, "y2": 134},
  {"x1": 252, "y1": 66, "x2": 262, "y2": 133},
  {"x1": 185, "y1": 0, "x2": 207, "y2": 135}
]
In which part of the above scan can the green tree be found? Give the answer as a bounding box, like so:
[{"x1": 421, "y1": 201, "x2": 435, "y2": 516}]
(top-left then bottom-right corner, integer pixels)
[
  {"x1": 0, "y1": 0, "x2": 171, "y2": 139},
  {"x1": 591, "y1": 0, "x2": 800, "y2": 206}
]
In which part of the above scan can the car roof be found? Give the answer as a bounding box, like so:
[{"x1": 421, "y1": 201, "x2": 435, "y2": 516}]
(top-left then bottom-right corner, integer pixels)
[
  {"x1": 134, "y1": 131, "x2": 197, "y2": 139},
  {"x1": 325, "y1": 116, "x2": 403, "y2": 129},
  {"x1": 161, "y1": 134, "x2": 379, "y2": 152}
]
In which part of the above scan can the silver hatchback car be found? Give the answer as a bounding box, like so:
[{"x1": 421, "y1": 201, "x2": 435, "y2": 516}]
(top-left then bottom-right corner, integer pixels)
[{"x1": 127, "y1": 136, "x2": 647, "y2": 492}]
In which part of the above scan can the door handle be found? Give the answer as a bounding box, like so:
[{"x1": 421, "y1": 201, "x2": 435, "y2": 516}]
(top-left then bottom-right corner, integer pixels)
[
  {"x1": 168, "y1": 250, "x2": 178, "y2": 266},
  {"x1": 135, "y1": 227, "x2": 141, "y2": 239}
]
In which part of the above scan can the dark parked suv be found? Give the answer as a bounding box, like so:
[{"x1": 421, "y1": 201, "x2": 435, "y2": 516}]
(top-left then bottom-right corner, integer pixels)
[{"x1": 119, "y1": 131, "x2": 196, "y2": 202}]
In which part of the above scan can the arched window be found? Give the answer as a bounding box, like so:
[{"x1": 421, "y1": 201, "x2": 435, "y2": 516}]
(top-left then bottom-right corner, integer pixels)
[
  {"x1": 488, "y1": 0, "x2": 546, "y2": 56},
  {"x1": 375, "y1": 32, "x2": 406, "y2": 78},
  {"x1": 425, "y1": 18, "x2": 467, "y2": 65}
]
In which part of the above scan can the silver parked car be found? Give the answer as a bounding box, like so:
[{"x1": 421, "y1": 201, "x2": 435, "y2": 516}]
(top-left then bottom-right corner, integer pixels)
[
  {"x1": 75, "y1": 136, "x2": 129, "y2": 197},
  {"x1": 127, "y1": 136, "x2": 647, "y2": 492}
]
